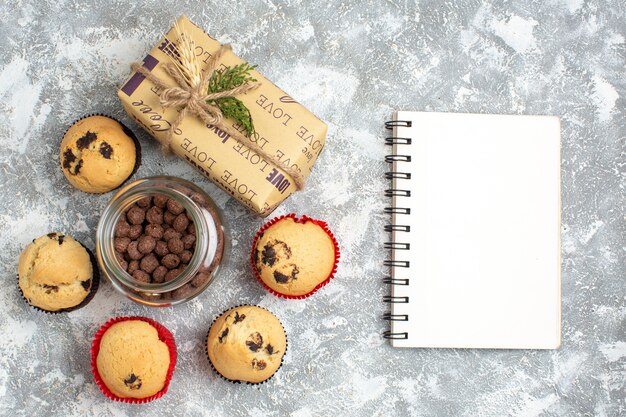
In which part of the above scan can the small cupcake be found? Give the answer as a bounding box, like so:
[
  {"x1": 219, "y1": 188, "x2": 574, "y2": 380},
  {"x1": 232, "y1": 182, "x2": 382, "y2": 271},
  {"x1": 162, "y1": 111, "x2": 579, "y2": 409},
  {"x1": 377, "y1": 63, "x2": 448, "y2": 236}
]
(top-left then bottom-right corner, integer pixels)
[
  {"x1": 60, "y1": 115, "x2": 140, "y2": 193},
  {"x1": 18, "y1": 232, "x2": 98, "y2": 313},
  {"x1": 91, "y1": 317, "x2": 176, "y2": 403},
  {"x1": 206, "y1": 306, "x2": 287, "y2": 384},
  {"x1": 251, "y1": 214, "x2": 339, "y2": 298}
]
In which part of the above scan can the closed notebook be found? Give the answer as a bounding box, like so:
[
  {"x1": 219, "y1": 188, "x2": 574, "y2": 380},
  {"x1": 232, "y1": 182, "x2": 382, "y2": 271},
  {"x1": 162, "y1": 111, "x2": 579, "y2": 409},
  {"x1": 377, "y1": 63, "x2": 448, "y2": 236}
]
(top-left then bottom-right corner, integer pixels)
[{"x1": 383, "y1": 111, "x2": 561, "y2": 349}]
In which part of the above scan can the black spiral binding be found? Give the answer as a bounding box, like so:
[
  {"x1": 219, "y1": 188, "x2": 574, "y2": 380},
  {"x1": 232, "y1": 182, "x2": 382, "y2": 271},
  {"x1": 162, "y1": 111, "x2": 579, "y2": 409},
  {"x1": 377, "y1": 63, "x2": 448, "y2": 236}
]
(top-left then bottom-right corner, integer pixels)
[
  {"x1": 385, "y1": 137, "x2": 412, "y2": 145},
  {"x1": 383, "y1": 313, "x2": 409, "y2": 321},
  {"x1": 383, "y1": 277, "x2": 409, "y2": 285},
  {"x1": 384, "y1": 242, "x2": 410, "y2": 250},
  {"x1": 385, "y1": 189, "x2": 411, "y2": 197},
  {"x1": 383, "y1": 119, "x2": 412, "y2": 341},
  {"x1": 384, "y1": 155, "x2": 411, "y2": 163},
  {"x1": 385, "y1": 172, "x2": 411, "y2": 180},
  {"x1": 385, "y1": 120, "x2": 412, "y2": 128},
  {"x1": 383, "y1": 331, "x2": 409, "y2": 340}
]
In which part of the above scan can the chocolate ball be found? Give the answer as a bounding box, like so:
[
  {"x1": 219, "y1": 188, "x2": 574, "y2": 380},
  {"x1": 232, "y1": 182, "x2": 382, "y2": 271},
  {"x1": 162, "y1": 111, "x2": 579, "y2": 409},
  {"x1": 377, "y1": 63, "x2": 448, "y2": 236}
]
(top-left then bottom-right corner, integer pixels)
[
  {"x1": 140, "y1": 254, "x2": 159, "y2": 274},
  {"x1": 118, "y1": 259, "x2": 128, "y2": 271},
  {"x1": 162, "y1": 254, "x2": 180, "y2": 269},
  {"x1": 167, "y1": 237, "x2": 184, "y2": 254},
  {"x1": 115, "y1": 251, "x2": 128, "y2": 270},
  {"x1": 115, "y1": 219, "x2": 131, "y2": 238},
  {"x1": 115, "y1": 250, "x2": 125, "y2": 263},
  {"x1": 180, "y1": 250, "x2": 193, "y2": 263},
  {"x1": 191, "y1": 272, "x2": 210, "y2": 288},
  {"x1": 128, "y1": 224, "x2": 143, "y2": 240},
  {"x1": 132, "y1": 269, "x2": 150, "y2": 283},
  {"x1": 155, "y1": 240, "x2": 169, "y2": 257},
  {"x1": 126, "y1": 206, "x2": 146, "y2": 225},
  {"x1": 153, "y1": 194, "x2": 168, "y2": 208},
  {"x1": 182, "y1": 234, "x2": 196, "y2": 250},
  {"x1": 128, "y1": 260, "x2": 140, "y2": 274},
  {"x1": 145, "y1": 224, "x2": 164, "y2": 239},
  {"x1": 173, "y1": 213, "x2": 189, "y2": 232},
  {"x1": 163, "y1": 228, "x2": 181, "y2": 242},
  {"x1": 136, "y1": 196, "x2": 152, "y2": 208},
  {"x1": 172, "y1": 283, "x2": 195, "y2": 299},
  {"x1": 114, "y1": 237, "x2": 131, "y2": 253},
  {"x1": 166, "y1": 198, "x2": 184, "y2": 215},
  {"x1": 146, "y1": 206, "x2": 164, "y2": 225},
  {"x1": 152, "y1": 265, "x2": 168, "y2": 283},
  {"x1": 190, "y1": 192, "x2": 208, "y2": 206},
  {"x1": 164, "y1": 268, "x2": 182, "y2": 282},
  {"x1": 127, "y1": 241, "x2": 143, "y2": 260},
  {"x1": 164, "y1": 211, "x2": 177, "y2": 225},
  {"x1": 137, "y1": 235, "x2": 156, "y2": 254}
]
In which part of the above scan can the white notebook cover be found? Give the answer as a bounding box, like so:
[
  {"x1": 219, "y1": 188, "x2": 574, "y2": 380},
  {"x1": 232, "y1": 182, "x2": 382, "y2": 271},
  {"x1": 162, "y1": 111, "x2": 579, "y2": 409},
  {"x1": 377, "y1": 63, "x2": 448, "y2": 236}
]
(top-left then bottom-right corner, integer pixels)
[{"x1": 389, "y1": 111, "x2": 561, "y2": 349}]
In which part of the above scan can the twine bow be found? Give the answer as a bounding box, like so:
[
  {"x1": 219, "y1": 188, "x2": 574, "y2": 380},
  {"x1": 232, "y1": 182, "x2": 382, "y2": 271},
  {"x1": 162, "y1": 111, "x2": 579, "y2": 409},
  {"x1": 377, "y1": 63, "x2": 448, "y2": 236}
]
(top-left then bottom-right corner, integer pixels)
[{"x1": 130, "y1": 44, "x2": 305, "y2": 190}]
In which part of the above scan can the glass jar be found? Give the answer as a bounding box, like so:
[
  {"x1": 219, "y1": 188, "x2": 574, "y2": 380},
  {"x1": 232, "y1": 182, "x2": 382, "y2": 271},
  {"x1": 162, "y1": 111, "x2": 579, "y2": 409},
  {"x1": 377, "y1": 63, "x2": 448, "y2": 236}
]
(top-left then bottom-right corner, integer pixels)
[{"x1": 96, "y1": 176, "x2": 227, "y2": 306}]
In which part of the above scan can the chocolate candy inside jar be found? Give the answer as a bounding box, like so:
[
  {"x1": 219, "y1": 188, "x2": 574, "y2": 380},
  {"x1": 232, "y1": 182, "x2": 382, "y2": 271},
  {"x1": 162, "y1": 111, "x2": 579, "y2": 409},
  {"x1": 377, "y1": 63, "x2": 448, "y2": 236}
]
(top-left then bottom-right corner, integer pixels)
[{"x1": 96, "y1": 176, "x2": 227, "y2": 306}]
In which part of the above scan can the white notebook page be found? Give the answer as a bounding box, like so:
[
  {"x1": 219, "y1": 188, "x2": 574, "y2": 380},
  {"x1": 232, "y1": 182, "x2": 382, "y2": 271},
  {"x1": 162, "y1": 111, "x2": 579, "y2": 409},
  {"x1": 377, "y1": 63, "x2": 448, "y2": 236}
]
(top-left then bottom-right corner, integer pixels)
[{"x1": 390, "y1": 111, "x2": 561, "y2": 349}]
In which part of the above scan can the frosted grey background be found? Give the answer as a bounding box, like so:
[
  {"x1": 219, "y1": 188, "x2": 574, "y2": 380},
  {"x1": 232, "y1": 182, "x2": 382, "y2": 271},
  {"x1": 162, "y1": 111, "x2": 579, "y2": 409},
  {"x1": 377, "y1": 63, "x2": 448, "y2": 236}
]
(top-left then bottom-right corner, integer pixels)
[{"x1": 0, "y1": 0, "x2": 624, "y2": 416}]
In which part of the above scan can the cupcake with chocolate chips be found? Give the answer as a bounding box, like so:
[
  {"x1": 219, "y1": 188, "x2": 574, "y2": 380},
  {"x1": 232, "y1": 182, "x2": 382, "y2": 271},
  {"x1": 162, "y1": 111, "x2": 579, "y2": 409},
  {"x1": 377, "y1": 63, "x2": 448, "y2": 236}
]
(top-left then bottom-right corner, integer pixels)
[
  {"x1": 206, "y1": 306, "x2": 287, "y2": 384},
  {"x1": 18, "y1": 232, "x2": 99, "y2": 313},
  {"x1": 251, "y1": 214, "x2": 340, "y2": 298},
  {"x1": 60, "y1": 115, "x2": 140, "y2": 193},
  {"x1": 91, "y1": 317, "x2": 176, "y2": 403}
]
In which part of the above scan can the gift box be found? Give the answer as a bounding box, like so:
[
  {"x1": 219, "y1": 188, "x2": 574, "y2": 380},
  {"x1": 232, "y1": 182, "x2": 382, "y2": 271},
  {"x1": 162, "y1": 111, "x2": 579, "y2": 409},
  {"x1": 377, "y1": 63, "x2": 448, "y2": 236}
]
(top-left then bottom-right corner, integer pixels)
[{"x1": 118, "y1": 16, "x2": 327, "y2": 216}]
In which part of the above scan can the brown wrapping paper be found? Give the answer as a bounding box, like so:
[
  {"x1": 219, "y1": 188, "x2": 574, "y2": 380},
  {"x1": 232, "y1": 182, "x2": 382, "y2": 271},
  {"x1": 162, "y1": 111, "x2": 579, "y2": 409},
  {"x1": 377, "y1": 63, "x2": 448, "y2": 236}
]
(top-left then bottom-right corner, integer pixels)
[{"x1": 118, "y1": 16, "x2": 327, "y2": 217}]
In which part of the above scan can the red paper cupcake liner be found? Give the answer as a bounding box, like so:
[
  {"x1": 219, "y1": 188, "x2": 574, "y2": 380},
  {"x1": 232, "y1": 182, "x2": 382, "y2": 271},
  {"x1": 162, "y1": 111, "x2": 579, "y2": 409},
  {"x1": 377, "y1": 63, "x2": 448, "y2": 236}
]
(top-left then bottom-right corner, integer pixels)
[
  {"x1": 90, "y1": 316, "x2": 177, "y2": 404},
  {"x1": 250, "y1": 213, "x2": 340, "y2": 299},
  {"x1": 62, "y1": 113, "x2": 142, "y2": 194},
  {"x1": 204, "y1": 305, "x2": 288, "y2": 385},
  {"x1": 17, "y1": 239, "x2": 101, "y2": 314}
]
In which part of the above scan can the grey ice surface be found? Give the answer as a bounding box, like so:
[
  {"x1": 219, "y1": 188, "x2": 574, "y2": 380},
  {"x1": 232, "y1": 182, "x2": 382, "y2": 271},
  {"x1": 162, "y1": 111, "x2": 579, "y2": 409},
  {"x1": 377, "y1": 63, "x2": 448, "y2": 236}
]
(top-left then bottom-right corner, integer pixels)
[{"x1": 0, "y1": 1, "x2": 624, "y2": 416}]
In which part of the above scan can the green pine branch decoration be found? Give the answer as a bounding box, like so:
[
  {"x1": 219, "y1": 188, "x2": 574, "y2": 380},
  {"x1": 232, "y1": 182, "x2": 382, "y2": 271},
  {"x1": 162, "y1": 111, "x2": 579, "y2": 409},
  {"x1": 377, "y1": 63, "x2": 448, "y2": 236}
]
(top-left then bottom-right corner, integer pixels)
[{"x1": 207, "y1": 63, "x2": 257, "y2": 137}]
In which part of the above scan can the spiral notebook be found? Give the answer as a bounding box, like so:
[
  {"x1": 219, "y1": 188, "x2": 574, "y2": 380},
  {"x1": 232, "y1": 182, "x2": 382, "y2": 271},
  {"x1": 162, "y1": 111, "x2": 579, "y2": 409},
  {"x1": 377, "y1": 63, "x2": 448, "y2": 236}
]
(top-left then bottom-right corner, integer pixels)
[{"x1": 384, "y1": 111, "x2": 561, "y2": 349}]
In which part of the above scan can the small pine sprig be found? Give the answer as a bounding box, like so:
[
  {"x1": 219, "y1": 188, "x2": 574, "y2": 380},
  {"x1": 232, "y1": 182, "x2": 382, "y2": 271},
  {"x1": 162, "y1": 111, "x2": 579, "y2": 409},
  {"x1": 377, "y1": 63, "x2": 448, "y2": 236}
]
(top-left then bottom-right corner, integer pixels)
[
  {"x1": 208, "y1": 63, "x2": 257, "y2": 94},
  {"x1": 207, "y1": 63, "x2": 257, "y2": 137}
]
